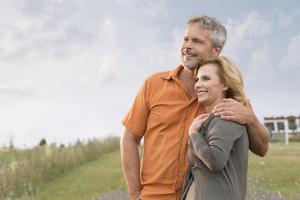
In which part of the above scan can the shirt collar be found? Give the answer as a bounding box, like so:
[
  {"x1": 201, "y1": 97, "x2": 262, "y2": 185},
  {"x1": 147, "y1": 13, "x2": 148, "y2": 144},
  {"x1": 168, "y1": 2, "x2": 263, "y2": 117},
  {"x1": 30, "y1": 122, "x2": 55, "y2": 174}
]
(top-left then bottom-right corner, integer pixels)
[{"x1": 161, "y1": 65, "x2": 183, "y2": 80}]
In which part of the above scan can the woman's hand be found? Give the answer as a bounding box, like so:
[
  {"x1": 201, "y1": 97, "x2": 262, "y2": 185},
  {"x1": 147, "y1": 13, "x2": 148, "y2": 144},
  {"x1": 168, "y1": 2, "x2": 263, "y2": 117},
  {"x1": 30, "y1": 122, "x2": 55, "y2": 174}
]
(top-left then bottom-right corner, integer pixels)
[{"x1": 189, "y1": 114, "x2": 210, "y2": 136}]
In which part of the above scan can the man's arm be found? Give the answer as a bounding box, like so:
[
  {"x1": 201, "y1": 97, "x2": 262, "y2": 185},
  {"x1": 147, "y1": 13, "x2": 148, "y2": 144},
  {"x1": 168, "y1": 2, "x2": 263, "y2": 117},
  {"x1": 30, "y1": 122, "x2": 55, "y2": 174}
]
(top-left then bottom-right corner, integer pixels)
[
  {"x1": 212, "y1": 98, "x2": 270, "y2": 157},
  {"x1": 120, "y1": 127, "x2": 143, "y2": 200}
]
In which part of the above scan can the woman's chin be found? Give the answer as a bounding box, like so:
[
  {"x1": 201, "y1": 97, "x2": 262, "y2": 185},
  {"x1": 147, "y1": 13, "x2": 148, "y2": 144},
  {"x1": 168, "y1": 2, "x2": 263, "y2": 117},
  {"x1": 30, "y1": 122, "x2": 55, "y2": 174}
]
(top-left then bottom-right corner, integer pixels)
[{"x1": 197, "y1": 99, "x2": 207, "y2": 105}]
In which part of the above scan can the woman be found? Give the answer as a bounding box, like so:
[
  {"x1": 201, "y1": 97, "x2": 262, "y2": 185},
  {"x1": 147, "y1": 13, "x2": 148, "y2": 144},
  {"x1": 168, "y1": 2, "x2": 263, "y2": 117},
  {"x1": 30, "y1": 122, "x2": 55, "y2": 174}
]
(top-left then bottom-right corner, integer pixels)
[{"x1": 182, "y1": 56, "x2": 249, "y2": 200}]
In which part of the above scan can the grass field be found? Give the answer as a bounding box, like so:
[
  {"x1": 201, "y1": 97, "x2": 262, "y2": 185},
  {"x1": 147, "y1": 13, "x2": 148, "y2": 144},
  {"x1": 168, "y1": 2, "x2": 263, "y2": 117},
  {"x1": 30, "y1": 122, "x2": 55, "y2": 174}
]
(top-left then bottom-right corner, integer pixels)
[
  {"x1": 34, "y1": 142, "x2": 300, "y2": 200},
  {"x1": 0, "y1": 137, "x2": 121, "y2": 199},
  {"x1": 35, "y1": 150, "x2": 127, "y2": 200},
  {"x1": 1, "y1": 141, "x2": 300, "y2": 199},
  {"x1": 247, "y1": 142, "x2": 300, "y2": 199}
]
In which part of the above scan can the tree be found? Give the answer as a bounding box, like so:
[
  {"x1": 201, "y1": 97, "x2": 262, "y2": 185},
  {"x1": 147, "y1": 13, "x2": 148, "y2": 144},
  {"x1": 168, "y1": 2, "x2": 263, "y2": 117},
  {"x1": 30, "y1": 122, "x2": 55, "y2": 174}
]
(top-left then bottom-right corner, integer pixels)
[
  {"x1": 39, "y1": 138, "x2": 47, "y2": 146},
  {"x1": 288, "y1": 119, "x2": 297, "y2": 133}
]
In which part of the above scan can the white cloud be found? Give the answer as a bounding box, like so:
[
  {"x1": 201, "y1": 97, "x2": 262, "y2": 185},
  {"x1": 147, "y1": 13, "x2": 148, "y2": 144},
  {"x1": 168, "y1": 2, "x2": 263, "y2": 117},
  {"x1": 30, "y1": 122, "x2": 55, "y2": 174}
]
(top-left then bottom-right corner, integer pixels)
[
  {"x1": 245, "y1": 44, "x2": 272, "y2": 85},
  {"x1": 139, "y1": 0, "x2": 171, "y2": 19},
  {"x1": 172, "y1": 27, "x2": 185, "y2": 53},
  {"x1": 116, "y1": 0, "x2": 139, "y2": 6},
  {"x1": 0, "y1": 0, "x2": 299, "y2": 148},
  {"x1": 278, "y1": 34, "x2": 300, "y2": 70},
  {"x1": 224, "y1": 11, "x2": 273, "y2": 61},
  {"x1": 98, "y1": 58, "x2": 118, "y2": 82},
  {"x1": 275, "y1": 9, "x2": 299, "y2": 28}
]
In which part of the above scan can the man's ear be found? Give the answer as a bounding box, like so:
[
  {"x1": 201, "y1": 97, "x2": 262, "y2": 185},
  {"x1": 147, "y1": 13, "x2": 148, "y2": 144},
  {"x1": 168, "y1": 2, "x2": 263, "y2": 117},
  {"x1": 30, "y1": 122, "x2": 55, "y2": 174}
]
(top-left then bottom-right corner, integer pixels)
[{"x1": 211, "y1": 45, "x2": 223, "y2": 57}]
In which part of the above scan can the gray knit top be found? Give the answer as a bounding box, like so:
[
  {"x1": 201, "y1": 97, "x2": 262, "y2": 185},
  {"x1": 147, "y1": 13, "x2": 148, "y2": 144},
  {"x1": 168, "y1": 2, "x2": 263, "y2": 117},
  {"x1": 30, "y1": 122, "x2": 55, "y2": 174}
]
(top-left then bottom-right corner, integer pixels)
[{"x1": 182, "y1": 114, "x2": 249, "y2": 200}]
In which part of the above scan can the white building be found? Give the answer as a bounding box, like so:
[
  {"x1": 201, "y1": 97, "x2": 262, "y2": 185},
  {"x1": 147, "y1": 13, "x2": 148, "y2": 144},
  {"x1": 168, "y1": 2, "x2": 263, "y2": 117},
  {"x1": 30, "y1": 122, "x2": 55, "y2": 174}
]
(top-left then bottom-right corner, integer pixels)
[{"x1": 264, "y1": 116, "x2": 300, "y2": 135}]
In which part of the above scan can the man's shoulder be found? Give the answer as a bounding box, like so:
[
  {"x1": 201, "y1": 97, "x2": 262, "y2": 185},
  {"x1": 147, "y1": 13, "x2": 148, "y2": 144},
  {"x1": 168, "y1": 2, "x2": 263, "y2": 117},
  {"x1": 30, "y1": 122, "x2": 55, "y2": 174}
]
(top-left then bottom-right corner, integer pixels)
[
  {"x1": 144, "y1": 70, "x2": 171, "y2": 83},
  {"x1": 146, "y1": 65, "x2": 182, "y2": 81},
  {"x1": 148, "y1": 69, "x2": 172, "y2": 79}
]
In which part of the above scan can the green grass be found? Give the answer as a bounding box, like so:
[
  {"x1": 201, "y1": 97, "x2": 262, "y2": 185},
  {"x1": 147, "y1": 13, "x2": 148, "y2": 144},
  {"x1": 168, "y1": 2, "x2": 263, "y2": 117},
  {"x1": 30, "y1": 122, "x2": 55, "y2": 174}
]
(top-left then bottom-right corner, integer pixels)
[
  {"x1": 247, "y1": 142, "x2": 300, "y2": 197},
  {"x1": 34, "y1": 150, "x2": 127, "y2": 200},
  {"x1": 33, "y1": 142, "x2": 300, "y2": 199},
  {"x1": 0, "y1": 137, "x2": 121, "y2": 199},
  {"x1": 3, "y1": 141, "x2": 300, "y2": 199}
]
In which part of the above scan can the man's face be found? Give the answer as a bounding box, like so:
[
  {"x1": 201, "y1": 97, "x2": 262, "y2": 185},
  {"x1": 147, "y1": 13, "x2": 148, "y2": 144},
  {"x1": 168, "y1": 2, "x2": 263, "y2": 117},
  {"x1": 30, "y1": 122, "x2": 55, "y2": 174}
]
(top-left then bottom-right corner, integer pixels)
[{"x1": 181, "y1": 23, "x2": 214, "y2": 69}]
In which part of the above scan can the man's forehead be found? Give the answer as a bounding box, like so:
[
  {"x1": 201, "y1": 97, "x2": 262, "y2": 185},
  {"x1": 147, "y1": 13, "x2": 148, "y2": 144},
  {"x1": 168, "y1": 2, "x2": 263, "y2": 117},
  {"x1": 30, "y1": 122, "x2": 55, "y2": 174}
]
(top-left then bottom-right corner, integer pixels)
[
  {"x1": 189, "y1": 22, "x2": 213, "y2": 30},
  {"x1": 184, "y1": 23, "x2": 213, "y2": 37}
]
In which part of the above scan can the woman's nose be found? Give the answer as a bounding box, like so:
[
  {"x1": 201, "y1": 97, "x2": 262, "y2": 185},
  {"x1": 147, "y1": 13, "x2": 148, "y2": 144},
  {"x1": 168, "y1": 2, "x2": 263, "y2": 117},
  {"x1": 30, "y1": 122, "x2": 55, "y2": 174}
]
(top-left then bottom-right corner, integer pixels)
[{"x1": 195, "y1": 81, "x2": 202, "y2": 89}]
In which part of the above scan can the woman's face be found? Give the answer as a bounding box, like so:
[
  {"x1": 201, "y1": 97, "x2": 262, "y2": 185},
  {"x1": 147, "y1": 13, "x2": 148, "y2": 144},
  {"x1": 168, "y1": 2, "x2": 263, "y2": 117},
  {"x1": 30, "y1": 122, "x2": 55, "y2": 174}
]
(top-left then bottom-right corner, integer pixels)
[{"x1": 195, "y1": 63, "x2": 228, "y2": 108}]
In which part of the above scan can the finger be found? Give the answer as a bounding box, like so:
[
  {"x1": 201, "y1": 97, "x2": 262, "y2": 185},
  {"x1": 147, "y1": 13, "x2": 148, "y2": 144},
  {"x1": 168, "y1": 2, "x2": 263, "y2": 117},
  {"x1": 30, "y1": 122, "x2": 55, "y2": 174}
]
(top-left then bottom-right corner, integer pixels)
[
  {"x1": 213, "y1": 110, "x2": 234, "y2": 117},
  {"x1": 200, "y1": 115, "x2": 210, "y2": 122},
  {"x1": 213, "y1": 102, "x2": 232, "y2": 111},
  {"x1": 212, "y1": 106, "x2": 230, "y2": 114},
  {"x1": 195, "y1": 114, "x2": 210, "y2": 120},
  {"x1": 201, "y1": 114, "x2": 210, "y2": 118},
  {"x1": 222, "y1": 98, "x2": 235, "y2": 102},
  {"x1": 220, "y1": 115, "x2": 236, "y2": 121}
]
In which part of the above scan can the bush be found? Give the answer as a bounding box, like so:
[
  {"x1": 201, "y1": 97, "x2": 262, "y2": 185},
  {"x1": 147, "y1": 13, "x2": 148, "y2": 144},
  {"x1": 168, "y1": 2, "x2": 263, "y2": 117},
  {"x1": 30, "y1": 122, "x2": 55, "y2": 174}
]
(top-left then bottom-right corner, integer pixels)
[{"x1": 39, "y1": 139, "x2": 47, "y2": 146}]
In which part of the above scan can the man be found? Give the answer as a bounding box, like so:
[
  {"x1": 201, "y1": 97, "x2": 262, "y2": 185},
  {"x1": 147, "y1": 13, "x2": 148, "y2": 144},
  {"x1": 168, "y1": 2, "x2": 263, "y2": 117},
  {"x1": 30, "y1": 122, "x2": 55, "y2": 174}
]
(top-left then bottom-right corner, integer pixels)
[{"x1": 120, "y1": 15, "x2": 269, "y2": 200}]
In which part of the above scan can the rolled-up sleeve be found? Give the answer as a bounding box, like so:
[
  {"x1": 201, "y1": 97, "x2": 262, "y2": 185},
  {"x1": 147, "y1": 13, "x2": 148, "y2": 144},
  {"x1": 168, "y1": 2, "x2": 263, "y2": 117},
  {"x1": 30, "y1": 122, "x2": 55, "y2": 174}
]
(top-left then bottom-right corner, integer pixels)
[{"x1": 122, "y1": 78, "x2": 150, "y2": 136}]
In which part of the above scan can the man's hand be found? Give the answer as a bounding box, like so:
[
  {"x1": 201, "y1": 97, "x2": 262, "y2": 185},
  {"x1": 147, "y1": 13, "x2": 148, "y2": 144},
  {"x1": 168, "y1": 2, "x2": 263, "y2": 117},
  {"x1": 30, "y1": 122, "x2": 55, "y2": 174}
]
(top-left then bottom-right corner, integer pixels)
[
  {"x1": 212, "y1": 98, "x2": 253, "y2": 125},
  {"x1": 212, "y1": 98, "x2": 269, "y2": 157}
]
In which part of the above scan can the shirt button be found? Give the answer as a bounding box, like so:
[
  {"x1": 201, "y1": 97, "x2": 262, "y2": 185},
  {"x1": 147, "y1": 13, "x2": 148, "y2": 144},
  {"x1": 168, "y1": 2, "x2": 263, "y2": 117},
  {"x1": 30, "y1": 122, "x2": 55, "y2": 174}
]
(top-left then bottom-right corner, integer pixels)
[
  {"x1": 181, "y1": 136, "x2": 184, "y2": 139},
  {"x1": 179, "y1": 155, "x2": 182, "y2": 158},
  {"x1": 185, "y1": 120, "x2": 188, "y2": 122},
  {"x1": 177, "y1": 173, "x2": 180, "y2": 177}
]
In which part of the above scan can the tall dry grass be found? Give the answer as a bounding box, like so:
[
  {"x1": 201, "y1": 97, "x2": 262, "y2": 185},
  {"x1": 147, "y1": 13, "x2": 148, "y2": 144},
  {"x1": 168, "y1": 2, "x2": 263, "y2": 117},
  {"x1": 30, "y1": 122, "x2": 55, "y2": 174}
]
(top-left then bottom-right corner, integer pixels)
[{"x1": 0, "y1": 137, "x2": 120, "y2": 199}]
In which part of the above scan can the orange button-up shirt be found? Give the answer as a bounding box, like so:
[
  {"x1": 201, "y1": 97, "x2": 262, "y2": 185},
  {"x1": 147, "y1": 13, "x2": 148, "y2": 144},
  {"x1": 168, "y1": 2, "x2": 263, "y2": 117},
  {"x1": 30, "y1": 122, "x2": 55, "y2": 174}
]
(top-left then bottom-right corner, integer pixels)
[{"x1": 122, "y1": 65, "x2": 206, "y2": 200}]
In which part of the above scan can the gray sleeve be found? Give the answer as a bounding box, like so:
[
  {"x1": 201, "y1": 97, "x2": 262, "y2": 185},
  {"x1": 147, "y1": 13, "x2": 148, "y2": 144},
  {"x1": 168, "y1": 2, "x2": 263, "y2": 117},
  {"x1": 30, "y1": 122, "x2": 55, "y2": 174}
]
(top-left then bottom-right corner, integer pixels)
[{"x1": 189, "y1": 119, "x2": 245, "y2": 172}]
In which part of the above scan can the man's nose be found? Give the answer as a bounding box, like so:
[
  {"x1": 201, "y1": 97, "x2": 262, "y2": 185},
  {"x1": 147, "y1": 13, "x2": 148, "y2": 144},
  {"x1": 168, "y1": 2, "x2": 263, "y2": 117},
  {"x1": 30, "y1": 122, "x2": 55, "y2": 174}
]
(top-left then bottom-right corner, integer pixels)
[{"x1": 183, "y1": 40, "x2": 193, "y2": 49}]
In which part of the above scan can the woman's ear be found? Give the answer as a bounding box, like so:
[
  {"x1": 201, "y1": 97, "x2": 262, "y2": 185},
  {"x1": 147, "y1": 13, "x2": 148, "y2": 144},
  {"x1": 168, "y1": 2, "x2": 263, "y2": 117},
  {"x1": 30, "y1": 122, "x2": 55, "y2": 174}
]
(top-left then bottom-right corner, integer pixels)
[{"x1": 222, "y1": 85, "x2": 229, "y2": 92}]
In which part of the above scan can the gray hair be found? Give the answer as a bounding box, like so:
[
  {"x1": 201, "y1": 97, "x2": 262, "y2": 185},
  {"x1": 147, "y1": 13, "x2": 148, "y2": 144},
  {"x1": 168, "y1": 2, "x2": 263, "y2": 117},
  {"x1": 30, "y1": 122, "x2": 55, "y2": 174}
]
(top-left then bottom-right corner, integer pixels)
[{"x1": 187, "y1": 15, "x2": 227, "y2": 49}]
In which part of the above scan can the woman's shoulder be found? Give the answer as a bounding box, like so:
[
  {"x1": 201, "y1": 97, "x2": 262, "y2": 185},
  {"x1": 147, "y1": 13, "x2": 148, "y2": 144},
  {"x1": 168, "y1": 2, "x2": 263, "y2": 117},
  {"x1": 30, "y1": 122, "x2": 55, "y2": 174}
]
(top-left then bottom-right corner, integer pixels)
[{"x1": 208, "y1": 114, "x2": 246, "y2": 131}]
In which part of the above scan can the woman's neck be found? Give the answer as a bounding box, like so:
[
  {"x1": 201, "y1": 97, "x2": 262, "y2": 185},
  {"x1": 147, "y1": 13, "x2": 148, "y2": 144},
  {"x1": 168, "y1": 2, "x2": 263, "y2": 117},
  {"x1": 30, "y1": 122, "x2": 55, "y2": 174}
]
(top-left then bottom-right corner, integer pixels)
[
  {"x1": 204, "y1": 99, "x2": 223, "y2": 114},
  {"x1": 205, "y1": 105, "x2": 215, "y2": 114}
]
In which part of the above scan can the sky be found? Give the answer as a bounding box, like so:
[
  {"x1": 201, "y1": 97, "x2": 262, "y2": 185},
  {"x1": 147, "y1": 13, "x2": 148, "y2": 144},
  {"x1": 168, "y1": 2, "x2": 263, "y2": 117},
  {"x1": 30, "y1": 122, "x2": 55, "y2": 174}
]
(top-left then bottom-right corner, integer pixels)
[{"x1": 0, "y1": 0, "x2": 300, "y2": 148}]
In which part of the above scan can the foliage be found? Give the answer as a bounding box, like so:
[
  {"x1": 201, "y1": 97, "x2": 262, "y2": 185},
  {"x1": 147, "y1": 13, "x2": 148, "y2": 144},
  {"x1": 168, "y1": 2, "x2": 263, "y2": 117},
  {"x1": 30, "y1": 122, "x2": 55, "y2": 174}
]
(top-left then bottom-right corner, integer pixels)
[
  {"x1": 39, "y1": 139, "x2": 47, "y2": 146},
  {"x1": 1, "y1": 140, "x2": 300, "y2": 200},
  {"x1": 288, "y1": 120, "x2": 297, "y2": 131},
  {"x1": 0, "y1": 137, "x2": 120, "y2": 199}
]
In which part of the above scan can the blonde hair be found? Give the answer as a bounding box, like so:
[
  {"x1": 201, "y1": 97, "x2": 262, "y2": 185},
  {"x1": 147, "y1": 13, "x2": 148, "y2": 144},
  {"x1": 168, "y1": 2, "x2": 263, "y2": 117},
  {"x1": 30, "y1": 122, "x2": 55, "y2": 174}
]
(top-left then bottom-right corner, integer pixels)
[{"x1": 194, "y1": 56, "x2": 248, "y2": 106}]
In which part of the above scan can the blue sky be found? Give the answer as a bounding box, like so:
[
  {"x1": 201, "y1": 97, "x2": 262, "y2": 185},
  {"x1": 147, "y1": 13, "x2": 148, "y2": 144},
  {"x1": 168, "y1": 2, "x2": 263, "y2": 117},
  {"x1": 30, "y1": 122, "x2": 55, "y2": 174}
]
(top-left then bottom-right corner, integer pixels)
[{"x1": 0, "y1": 0, "x2": 299, "y2": 148}]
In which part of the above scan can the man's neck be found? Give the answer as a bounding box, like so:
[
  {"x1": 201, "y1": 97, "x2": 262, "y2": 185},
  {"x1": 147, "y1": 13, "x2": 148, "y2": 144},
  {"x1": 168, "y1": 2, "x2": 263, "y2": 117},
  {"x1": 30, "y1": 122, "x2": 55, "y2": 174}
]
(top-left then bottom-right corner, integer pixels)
[{"x1": 178, "y1": 66, "x2": 196, "y2": 98}]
